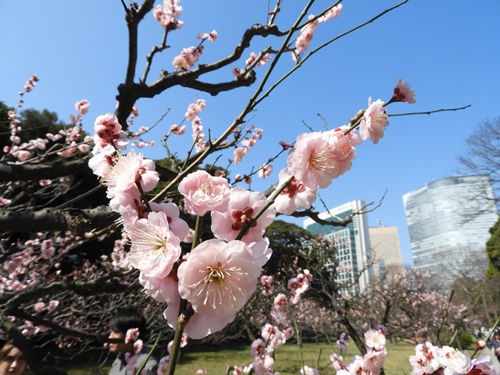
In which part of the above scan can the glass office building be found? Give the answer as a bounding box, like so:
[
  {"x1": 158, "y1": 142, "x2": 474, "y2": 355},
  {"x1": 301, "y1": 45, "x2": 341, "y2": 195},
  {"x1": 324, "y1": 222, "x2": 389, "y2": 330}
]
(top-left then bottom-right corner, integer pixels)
[
  {"x1": 303, "y1": 200, "x2": 372, "y2": 295},
  {"x1": 403, "y1": 175, "x2": 498, "y2": 289}
]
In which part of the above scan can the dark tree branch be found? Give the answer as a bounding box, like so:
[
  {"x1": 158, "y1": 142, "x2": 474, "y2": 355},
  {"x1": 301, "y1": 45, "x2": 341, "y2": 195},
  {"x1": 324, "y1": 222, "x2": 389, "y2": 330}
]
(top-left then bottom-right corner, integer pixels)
[
  {"x1": 115, "y1": 23, "x2": 284, "y2": 127},
  {"x1": 0, "y1": 205, "x2": 118, "y2": 235},
  {"x1": 179, "y1": 70, "x2": 257, "y2": 96},
  {"x1": 0, "y1": 159, "x2": 94, "y2": 182}
]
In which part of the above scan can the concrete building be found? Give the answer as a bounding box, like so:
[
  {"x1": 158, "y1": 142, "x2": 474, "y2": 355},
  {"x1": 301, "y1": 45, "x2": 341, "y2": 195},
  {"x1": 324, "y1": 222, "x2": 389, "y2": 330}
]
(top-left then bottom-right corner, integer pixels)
[
  {"x1": 403, "y1": 175, "x2": 498, "y2": 289},
  {"x1": 369, "y1": 224, "x2": 404, "y2": 279},
  {"x1": 303, "y1": 200, "x2": 373, "y2": 295}
]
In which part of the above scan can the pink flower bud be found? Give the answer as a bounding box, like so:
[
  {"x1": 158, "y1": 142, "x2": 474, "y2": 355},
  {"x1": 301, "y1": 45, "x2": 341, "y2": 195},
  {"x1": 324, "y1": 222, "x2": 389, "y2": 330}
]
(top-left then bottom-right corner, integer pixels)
[{"x1": 476, "y1": 340, "x2": 486, "y2": 350}]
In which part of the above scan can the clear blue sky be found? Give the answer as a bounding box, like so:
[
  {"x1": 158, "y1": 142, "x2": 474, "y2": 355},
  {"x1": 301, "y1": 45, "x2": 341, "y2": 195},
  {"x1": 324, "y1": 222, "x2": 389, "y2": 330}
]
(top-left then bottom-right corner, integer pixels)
[{"x1": 1, "y1": 1, "x2": 500, "y2": 266}]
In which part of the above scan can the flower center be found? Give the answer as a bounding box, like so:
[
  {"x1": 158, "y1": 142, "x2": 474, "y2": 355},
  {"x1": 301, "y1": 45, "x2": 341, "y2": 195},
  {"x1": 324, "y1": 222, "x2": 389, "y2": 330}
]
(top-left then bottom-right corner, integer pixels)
[
  {"x1": 190, "y1": 261, "x2": 249, "y2": 310},
  {"x1": 200, "y1": 179, "x2": 214, "y2": 195},
  {"x1": 231, "y1": 207, "x2": 257, "y2": 231},
  {"x1": 308, "y1": 148, "x2": 337, "y2": 174},
  {"x1": 281, "y1": 178, "x2": 305, "y2": 198}
]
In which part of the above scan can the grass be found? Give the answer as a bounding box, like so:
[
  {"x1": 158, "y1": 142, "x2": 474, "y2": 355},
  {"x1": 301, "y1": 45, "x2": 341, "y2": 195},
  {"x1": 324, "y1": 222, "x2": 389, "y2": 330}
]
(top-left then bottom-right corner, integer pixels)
[
  {"x1": 26, "y1": 341, "x2": 416, "y2": 374},
  {"x1": 176, "y1": 341, "x2": 415, "y2": 375}
]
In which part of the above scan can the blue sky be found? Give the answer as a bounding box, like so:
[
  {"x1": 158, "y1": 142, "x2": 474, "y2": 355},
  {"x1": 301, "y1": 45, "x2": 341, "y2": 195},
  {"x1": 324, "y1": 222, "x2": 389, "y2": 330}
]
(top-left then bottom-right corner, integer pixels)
[{"x1": 1, "y1": 0, "x2": 500, "y2": 266}]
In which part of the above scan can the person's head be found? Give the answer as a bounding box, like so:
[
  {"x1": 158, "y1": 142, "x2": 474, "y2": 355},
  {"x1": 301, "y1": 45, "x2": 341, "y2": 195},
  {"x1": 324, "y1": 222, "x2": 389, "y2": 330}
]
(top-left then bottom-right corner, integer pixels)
[
  {"x1": 0, "y1": 342, "x2": 28, "y2": 375},
  {"x1": 494, "y1": 329, "x2": 500, "y2": 339},
  {"x1": 107, "y1": 307, "x2": 148, "y2": 354}
]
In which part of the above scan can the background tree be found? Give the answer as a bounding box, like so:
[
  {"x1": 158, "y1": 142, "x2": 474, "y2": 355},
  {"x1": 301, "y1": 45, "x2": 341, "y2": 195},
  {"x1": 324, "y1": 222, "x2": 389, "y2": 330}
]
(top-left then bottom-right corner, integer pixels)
[{"x1": 457, "y1": 117, "x2": 500, "y2": 209}]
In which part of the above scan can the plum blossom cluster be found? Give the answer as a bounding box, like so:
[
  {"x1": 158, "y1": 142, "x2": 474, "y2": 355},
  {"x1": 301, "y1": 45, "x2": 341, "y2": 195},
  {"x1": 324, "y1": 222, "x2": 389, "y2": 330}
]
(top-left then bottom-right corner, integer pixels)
[
  {"x1": 116, "y1": 328, "x2": 153, "y2": 375},
  {"x1": 223, "y1": 271, "x2": 313, "y2": 375},
  {"x1": 88, "y1": 77, "x2": 418, "y2": 344},
  {"x1": 89, "y1": 116, "x2": 277, "y2": 338},
  {"x1": 71, "y1": 99, "x2": 90, "y2": 127},
  {"x1": 272, "y1": 78, "x2": 416, "y2": 216},
  {"x1": 4, "y1": 98, "x2": 93, "y2": 162},
  {"x1": 22, "y1": 73, "x2": 39, "y2": 93},
  {"x1": 171, "y1": 29, "x2": 217, "y2": 71},
  {"x1": 232, "y1": 51, "x2": 272, "y2": 77},
  {"x1": 331, "y1": 327, "x2": 388, "y2": 375},
  {"x1": 7, "y1": 74, "x2": 40, "y2": 147},
  {"x1": 409, "y1": 341, "x2": 498, "y2": 375},
  {"x1": 232, "y1": 125, "x2": 264, "y2": 168},
  {"x1": 287, "y1": 269, "x2": 312, "y2": 304},
  {"x1": 1, "y1": 232, "x2": 81, "y2": 297},
  {"x1": 336, "y1": 332, "x2": 350, "y2": 354},
  {"x1": 167, "y1": 99, "x2": 209, "y2": 151},
  {"x1": 153, "y1": 0, "x2": 183, "y2": 31},
  {"x1": 292, "y1": 5, "x2": 343, "y2": 63}
]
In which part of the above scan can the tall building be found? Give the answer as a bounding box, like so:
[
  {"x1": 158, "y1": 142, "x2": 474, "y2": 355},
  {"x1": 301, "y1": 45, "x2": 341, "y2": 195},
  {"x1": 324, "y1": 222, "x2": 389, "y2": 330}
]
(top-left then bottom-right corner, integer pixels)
[
  {"x1": 303, "y1": 200, "x2": 372, "y2": 295},
  {"x1": 403, "y1": 175, "x2": 498, "y2": 289},
  {"x1": 369, "y1": 224, "x2": 403, "y2": 279}
]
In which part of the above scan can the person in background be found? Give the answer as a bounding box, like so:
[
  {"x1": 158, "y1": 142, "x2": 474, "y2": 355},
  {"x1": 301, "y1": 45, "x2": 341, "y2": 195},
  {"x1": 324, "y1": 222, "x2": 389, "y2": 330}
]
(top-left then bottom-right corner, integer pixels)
[
  {"x1": 487, "y1": 328, "x2": 500, "y2": 361},
  {"x1": 0, "y1": 342, "x2": 28, "y2": 375},
  {"x1": 107, "y1": 307, "x2": 157, "y2": 375}
]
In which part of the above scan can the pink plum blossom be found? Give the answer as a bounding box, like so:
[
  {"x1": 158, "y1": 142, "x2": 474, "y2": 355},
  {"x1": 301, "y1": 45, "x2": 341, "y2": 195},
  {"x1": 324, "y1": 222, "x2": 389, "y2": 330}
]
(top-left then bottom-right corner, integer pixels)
[
  {"x1": 286, "y1": 131, "x2": 355, "y2": 189},
  {"x1": 273, "y1": 168, "x2": 317, "y2": 215},
  {"x1": 211, "y1": 187, "x2": 275, "y2": 244},
  {"x1": 476, "y1": 340, "x2": 486, "y2": 350},
  {"x1": 409, "y1": 342, "x2": 440, "y2": 375},
  {"x1": 363, "y1": 349, "x2": 386, "y2": 375},
  {"x1": 103, "y1": 149, "x2": 159, "y2": 199},
  {"x1": 178, "y1": 170, "x2": 231, "y2": 216},
  {"x1": 0, "y1": 197, "x2": 12, "y2": 207},
  {"x1": 197, "y1": 30, "x2": 217, "y2": 42},
  {"x1": 258, "y1": 164, "x2": 273, "y2": 179},
  {"x1": 149, "y1": 202, "x2": 189, "y2": 242},
  {"x1": 359, "y1": 98, "x2": 389, "y2": 144},
  {"x1": 319, "y1": 4, "x2": 343, "y2": 22},
  {"x1": 34, "y1": 302, "x2": 46, "y2": 312},
  {"x1": 177, "y1": 239, "x2": 262, "y2": 336},
  {"x1": 133, "y1": 339, "x2": 143, "y2": 354},
  {"x1": 252, "y1": 353, "x2": 274, "y2": 375},
  {"x1": 364, "y1": 329, "x2": 386, "y2": 351},
  {"x1": 233, "y1": 147, "x2": 247, "y2": 165},
  {"x1": 294, "y1": 15, "x2": 319, "y2": 58},
  {"x1": 273, "y1": 294, "x2": 287, "y2": 310},
  {"x1": 153, "y1": 0, "x2": 183, "y2": 30},
  {"x1": 172, "y1": 46, "x2": 203, "y2": 70},
  {"x1": 185, "y1": 99, "x2": 206, "y2": 120},
  {"x1": 57, "y1": 144, "x2": 77, "y2": 158},
  {"x1": 139, "y1": 271, "x2": 178, "y2": 303},
  {"x1": 261, "y1": 275, "x2": 274, "y2": 296},
  {"x1": 75, "y1": 99, "x2": 90, "y2": 115},
  {"x1": 170, "y1": 124, "x2": 187, "y2": 135},
  {"x1": 48, "y1": 300, "x2": 60, "y2": 312},
  {"x1": 251, "y1": 339, "x2": 265, "y2": 358},
  {"x1": 125, "y1": 328, "x2": 140, "y2": 344},
  {"x1": 126, "y1": 211, "x2": 182, "y2": 279},
  {"x1": 93, "y1": 113, "x2": 129, "y2": 151},
  {"x1": 392, "y1": 78, "x2": 416, "y2": 104},
  {"x1": 246, "y1": 52, "x2": 271, "y2": 67}
]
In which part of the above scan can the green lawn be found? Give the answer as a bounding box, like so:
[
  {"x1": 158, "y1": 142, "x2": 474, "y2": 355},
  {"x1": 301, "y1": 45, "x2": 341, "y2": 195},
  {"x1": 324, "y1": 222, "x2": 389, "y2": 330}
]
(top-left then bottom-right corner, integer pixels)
[
  {"x1": 176, "y1": 341, "x2": 414, "y2": 375},
  {"x1": 29, "y1": 341, "x2": 416, "y2": 374}
]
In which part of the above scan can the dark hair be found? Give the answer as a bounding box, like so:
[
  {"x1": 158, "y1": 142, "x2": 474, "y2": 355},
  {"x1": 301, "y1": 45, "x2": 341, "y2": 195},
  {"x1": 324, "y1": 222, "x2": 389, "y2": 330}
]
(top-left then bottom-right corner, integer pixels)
[{"x1": 108, "y1": 308, "x2": 149, "y2": 340}]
